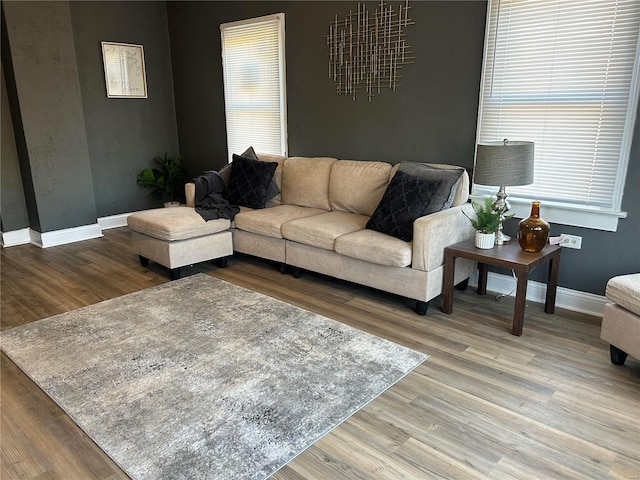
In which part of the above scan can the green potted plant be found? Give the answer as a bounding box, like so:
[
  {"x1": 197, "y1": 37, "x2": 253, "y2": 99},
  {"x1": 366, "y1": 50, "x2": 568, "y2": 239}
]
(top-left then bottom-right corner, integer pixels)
[
  {"x1": 463, "y1": 197, "x2": 511, "y2": 249},
  {"x1": 136, "y1": 153, "x2": 187, "y2": 206}
]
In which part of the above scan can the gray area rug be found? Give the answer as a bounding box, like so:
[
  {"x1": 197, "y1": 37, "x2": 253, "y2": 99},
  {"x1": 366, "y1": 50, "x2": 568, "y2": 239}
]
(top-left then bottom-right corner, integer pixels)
[{"x1": 1, "y1": 274, "x2": 427, "y2": 480}]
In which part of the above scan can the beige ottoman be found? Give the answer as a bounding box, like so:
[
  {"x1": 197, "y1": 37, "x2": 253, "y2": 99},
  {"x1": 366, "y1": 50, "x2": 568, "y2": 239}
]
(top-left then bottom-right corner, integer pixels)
[
  {"x1": 127, "y1": 206, "x2": 233, "y2": 279},
  {"x1": 600, "y1": 273, "x2": 640, "y2": 365}
]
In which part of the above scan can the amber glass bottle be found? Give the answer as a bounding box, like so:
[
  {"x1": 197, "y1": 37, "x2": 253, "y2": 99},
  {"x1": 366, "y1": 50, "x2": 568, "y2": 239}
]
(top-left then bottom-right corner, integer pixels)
[{"x1": 518, "y1": 201, "x2": 550, "y2": 252}]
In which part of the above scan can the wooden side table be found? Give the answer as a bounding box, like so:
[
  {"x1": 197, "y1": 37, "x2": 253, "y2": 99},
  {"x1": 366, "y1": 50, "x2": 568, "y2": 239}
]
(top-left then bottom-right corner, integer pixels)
[{"x1": 443, "y1": 241, "x2": 561, "y2": 336}]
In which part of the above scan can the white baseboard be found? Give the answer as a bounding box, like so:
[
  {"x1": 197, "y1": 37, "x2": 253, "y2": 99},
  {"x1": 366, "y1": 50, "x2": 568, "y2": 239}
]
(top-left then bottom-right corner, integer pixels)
[
  {"x1": 98, "y1": 212, "x2": 132, "y2": 230},
  {"x1": 1, "y1": 228, "x2": 31, "y2": 247},
  {"x1": 30, "y1": 224, "x2": 103, "y2": 248},
  {"x1": 469, "y1": 271, "x2": 607, "y2": 318},
  {"x1": 1, "y1": 212, "x2": 133, "y2": 249}
]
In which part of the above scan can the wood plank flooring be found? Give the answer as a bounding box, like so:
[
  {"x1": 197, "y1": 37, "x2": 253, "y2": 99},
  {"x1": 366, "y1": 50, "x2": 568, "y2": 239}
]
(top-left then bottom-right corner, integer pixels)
[{"x1": 1, "y1": 227, "x2": 638, "y2": 479}]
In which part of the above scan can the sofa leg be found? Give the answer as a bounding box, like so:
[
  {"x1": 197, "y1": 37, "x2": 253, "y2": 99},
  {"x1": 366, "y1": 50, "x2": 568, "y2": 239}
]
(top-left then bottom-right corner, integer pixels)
[
  {"x1": 139, "y1": 255, "x2": 149, "y2": 267},
  {"x1": 415, "y1": 300, "x2": 429, "y2": 315},
  {"x1": 456, "y1": 278, "x2": 470, "y2": 291},
  {"x1": 279, "y1": 264, "x2": 290, "y2": 274},
  {"x1": 610, "y1": 344, "x2": 628, "y2": 365},
  {"x1": 215, "y1": 257, "x2": 228, "y2": 268},
  {"x1": 170, "y1": 268, "x2": 182, "y2": 280},
  {"x1": 292, "y1": 267, "x2": 302, "y2": 278}
]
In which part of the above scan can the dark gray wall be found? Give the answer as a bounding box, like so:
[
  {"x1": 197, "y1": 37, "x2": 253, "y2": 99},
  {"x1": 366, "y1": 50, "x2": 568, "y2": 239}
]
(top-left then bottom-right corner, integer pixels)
[
  {"x1": 2, "y1": 0, "x2": 98, "y2": 233},
  {"x1": 1, "y1": 0, "x2": 179, "y2": 234},
  {"x1": 167, "y1": 1, "x2": 486, "y2": 176},
  {"x1": 1, "y1": 63, "x2": 29, "y2": 232},
  {"x1": 287, "y1": 1, "x2": 485, "y2": 165},
  {"x1": 70, "y1": 1, "x2": 179, "y2": 215}
]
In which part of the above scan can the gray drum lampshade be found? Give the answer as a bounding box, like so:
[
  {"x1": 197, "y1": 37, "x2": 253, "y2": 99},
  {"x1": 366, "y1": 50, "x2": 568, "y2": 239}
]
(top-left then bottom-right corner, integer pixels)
[{"x1": 474, "y1": 140, "x2": 535, "y2": 186}]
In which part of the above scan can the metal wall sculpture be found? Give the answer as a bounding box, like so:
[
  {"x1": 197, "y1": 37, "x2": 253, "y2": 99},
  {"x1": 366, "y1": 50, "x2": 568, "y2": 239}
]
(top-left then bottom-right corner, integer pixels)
[{"x1": 327, "y1": 1, "x2": 414, "y2": 102}]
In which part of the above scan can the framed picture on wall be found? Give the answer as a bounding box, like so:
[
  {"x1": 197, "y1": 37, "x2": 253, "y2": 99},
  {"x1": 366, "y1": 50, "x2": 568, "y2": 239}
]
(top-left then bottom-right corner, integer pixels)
[{"x1": 101, "y1": 41, "x2": 148, "y2": 98}]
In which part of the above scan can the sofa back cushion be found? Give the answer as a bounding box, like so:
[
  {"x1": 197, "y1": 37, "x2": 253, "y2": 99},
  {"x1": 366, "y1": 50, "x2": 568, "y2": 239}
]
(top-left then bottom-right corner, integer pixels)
[
  {"x1": 281, "y1": 157, "x2": 337, "y2": 210},
  {"x1": 329, "y1": 160, "x2": 392, "y2": 216}
]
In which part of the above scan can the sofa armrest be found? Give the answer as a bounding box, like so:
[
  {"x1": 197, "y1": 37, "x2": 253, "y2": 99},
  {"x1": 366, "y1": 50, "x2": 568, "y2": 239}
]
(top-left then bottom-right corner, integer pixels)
[
  {"x1": 185, "y1": 183, "x2": 196, "y2": 207},
  {"x1": 412, "y1": 203, "x2": 475, "y2": 272}
]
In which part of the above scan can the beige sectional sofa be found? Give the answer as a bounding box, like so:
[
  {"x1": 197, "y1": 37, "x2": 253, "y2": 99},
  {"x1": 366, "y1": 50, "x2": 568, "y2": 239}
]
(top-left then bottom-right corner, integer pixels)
[{"x1": 178, "y1": 154, "x2": 477, "y2": 314}]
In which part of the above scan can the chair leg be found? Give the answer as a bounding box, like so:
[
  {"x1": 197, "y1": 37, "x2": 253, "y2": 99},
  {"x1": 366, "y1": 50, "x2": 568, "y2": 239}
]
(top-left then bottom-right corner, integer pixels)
[
  {"x1": 415, "y1": 300, "x2": 429, "y2": 315},
  {"x1": 279, "y1": 264, "x2": 290, "y2": 274},
  {"x1": 139, "y1": 255, "x2": 149, "y2": 266},
  {"x1": 610, "y1": 344, "x2": 628, "y2": 365},
  {"x1": 170, "y1": 268, "x2": 181, "y2": 280},
  {"x1": 292, "y1": 267, "x2": 302, "y2": 278},
  {"x1": 456, "y1": 278, "x2": 470, "y2": 291}
]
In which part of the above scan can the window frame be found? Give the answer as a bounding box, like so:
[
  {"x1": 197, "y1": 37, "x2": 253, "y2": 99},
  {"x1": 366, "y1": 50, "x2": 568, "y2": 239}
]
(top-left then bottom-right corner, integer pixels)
[
  {"x1": 473, "y1": 0, "x2": 640, "y2": 232},
  {"x1": 220, "y1": 13, "x2": 288, "y2": 162}
]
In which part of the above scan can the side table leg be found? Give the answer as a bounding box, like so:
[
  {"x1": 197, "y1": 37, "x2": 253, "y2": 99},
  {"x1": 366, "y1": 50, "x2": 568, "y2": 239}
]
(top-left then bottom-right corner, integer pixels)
[
  {"x1": 512, "y1": 272, "x2": 528, "y2": 336},
  {"x1": 443, "y1": 253, "x2": 455, "y2": 314},
  {"x1": 477, "y1": 263, "x2": 488, "y2": 295},
  {"x1": 545, "y1": 254, "x2": 560, "y2": 314}
]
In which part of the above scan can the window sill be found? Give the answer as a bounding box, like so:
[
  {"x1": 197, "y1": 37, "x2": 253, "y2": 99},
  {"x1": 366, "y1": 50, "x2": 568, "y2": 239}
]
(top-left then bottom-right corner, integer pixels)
[{"x1": 469, "y1": 195, "x2": 627, "y2": 232}]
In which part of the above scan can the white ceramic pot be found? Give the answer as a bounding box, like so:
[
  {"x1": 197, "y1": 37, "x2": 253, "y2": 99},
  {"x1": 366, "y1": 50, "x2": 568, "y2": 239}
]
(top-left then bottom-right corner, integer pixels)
[{"x1": 475, "y1": 231, "x2": 496, "y2": 249}]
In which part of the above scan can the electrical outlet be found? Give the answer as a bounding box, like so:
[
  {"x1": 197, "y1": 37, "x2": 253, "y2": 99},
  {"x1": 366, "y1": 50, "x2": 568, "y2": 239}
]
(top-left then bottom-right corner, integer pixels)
[{"x1": 560, "y1": 234, "x2": 582, "y2": 249}]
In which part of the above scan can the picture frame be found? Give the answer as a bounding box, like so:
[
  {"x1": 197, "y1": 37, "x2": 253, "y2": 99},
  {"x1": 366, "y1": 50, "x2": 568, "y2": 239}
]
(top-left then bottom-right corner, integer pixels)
[{"x1": 101, "y1": 41, "x2": 148, "y2": 98}]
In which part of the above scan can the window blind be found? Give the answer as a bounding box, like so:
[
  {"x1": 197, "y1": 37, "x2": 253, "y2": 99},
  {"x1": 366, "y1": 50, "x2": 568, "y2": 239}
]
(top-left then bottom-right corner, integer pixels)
[
  {"x1": 476, "y1": 0, "x2": 640, "y2": 214},
  {"x1": 221, "y1": 14, "x2": 287, "y2": 161}
]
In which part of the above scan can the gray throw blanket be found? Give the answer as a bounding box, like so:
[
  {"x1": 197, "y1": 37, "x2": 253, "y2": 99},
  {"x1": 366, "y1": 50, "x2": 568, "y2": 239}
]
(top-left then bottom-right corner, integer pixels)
[{"x1": 193, "y1": 171, "x2": 240, "y2": 221}]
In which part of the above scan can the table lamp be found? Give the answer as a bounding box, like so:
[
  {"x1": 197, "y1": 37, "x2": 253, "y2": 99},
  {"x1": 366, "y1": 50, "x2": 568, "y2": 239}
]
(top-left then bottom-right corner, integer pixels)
[{"x1": 474, "y1": 139, "x2": 535, "y2": 245}]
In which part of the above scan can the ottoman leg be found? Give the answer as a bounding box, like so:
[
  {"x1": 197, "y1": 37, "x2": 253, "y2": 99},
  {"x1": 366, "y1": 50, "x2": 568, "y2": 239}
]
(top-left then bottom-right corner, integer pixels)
[
  {"x1": 139, "y1": 255, "x2": 149, "y2": 266},
  {"x1": 610, "y1": 344, "x2": 628, "y2": 365},
  {"x1": 170, "y1": 268, "x2": 182, "y2": 280}
]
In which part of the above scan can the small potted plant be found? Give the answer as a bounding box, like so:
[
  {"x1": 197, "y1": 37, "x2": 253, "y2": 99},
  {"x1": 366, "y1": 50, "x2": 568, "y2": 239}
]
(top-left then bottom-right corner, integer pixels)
[
  {"x1": 463, "y1": 197, "x2": 506, "y2": 249},
  {"x1": 136, "y1": 153, "x2": 187, "y2": 206}
]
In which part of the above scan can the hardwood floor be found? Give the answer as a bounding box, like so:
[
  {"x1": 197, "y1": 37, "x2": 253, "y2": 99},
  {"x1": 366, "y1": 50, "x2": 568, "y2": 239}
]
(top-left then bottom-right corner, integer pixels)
[{"x1": 1, "y1": 227, "x2": 638, "y2": 479}]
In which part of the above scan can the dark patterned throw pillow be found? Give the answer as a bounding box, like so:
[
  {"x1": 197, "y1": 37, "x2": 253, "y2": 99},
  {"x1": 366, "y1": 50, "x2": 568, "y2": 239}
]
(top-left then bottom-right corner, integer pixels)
[
  {"x1": 366, "y1": 170, "x2": 445, "y2": 242},
  {"x1": 220, "y1": 147, "x2": 280, "y2": 203},
  {"x1": 240, "y1": 146, "x2": 280, "y2": 202},
  {"x1": 225, "y1": 154, "x2": 278, "y2": 209}
]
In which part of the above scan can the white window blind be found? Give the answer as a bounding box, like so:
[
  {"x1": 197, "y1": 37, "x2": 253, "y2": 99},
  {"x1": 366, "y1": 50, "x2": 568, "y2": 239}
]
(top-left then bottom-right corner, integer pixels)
[
  {"x1": 475, "y1": 0, "x2": 640, "y2": 230},
  {"x1": 221, "y1": 13, "x2": 287, "y2": 161}
]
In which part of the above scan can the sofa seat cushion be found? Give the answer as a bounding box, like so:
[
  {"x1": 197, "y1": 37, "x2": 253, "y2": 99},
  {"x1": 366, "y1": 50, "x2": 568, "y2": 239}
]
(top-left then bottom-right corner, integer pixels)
[
  {"x1": 282, "y1": 211, "x2": 370, "y2": 251},
  {"x1": 281, "y1": 157, "x2": 337, "y2": 210},
  {"x1": 329, "y1": 160, "x2": 392, "y2": 216},
  {"x1": 606, "y1": 273, "x2": 640, "y2": 315},
  {"x1": 234, "y1": 204, "x2": 326, "y2": 239},
  {"x1": 127, "y1": 206, "x2": 230, "y2": 241},
  {"x1": 335, "y1": 229, "x2": 412, "y2": 267},
  {"x1": 229, "y1": 206, "x2": 254, "y2": 229}
]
